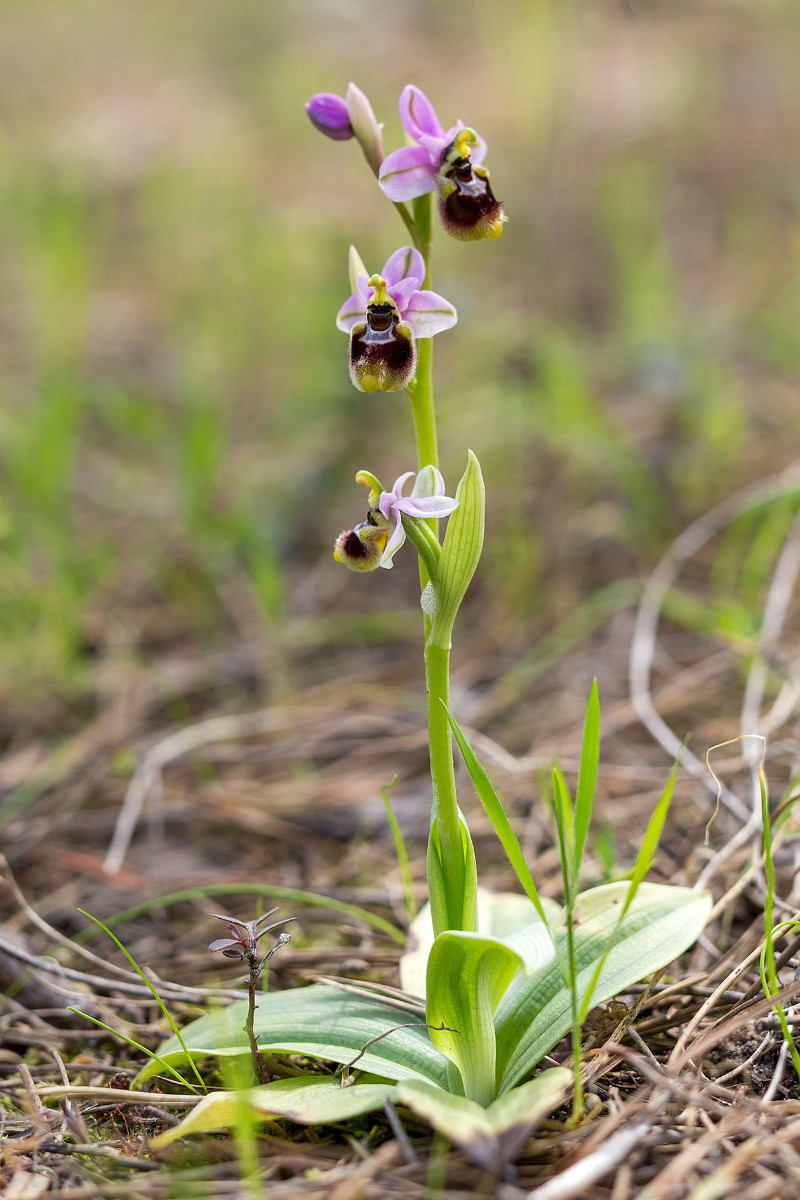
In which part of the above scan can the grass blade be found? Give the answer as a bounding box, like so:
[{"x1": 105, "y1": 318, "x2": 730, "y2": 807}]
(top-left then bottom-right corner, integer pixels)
[
  {"x1": 573, "y1": 680, "x2": 600, "y2": 877},
  {"x1": 79, "y1": 909, "x2": 207, "y2": 1092},
  {"x1": 551, "y1": 765, "x2": 575, "y2": 900},
  {"x1": 381, "y1": 775, "x2": 416, "y2": 923},
  {"x1": 68, "y1": 1008, "x2": 199, "y2": 1092},
  {"x1": 82, "y1": 884, "x2": 405, "y2": 945},
  {"x1": 578, "y1": 755, "x2": 680, "y2": 1021}
]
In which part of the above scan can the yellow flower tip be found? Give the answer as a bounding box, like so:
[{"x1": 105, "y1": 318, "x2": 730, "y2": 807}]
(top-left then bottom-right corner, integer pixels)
[
  {"x1": 355, "y1": 470, "x2": 383, "y2": 508},
  {"x1": 357, "y1": 373, "x2": 382, "y2": 394},
  {"x1": 486, "y1": 214, "x2": 506, "y2": 239},
  {"x1": 366, "y1": 274, "x2": 391, "y2": 306},
  {"x1": 452, "y1": 128, "x2": 478, "y2": 159}
]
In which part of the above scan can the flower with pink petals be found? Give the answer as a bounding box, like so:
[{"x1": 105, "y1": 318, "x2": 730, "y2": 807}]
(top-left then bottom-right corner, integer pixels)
[
  {"x1": 378, "y1": 466, "x2": 458, "y2": 568},
  {"x1": 379, "y1": 85, "x2": 505, "y2": 241},
  {"x1": 336, "y1": 245, "x2": 457, "y2": 393}
]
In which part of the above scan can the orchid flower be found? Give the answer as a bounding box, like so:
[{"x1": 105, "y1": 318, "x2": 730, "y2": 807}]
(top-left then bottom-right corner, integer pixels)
[
  {"x1": 378, "y1": 466, "x2": 458, "y2": 568},
  {"x1": 333, "y1": 466, "x2": 458, "y2": 572},
  {"x1": 379, "y1": 85, "x2": 505, "y2": 241},
  {"x1": 336, "y1": 245, "x2": 457, "y2": 393},
  {"x1": 305, "y1": 83, "x2": 383, "y2": 176}
]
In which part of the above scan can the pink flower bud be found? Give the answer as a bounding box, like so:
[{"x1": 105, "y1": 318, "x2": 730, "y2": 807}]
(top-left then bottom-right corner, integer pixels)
[{"x1": 304, "y1": 92, "x2": 353, "y2": 141}]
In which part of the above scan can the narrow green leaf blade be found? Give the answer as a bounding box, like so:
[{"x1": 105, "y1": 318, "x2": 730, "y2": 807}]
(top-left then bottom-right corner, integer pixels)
[
  {"x1": 140, "y1": 984, "x2": 448, "y2": 1088},
  {"x1": 573, "y1": 680, "x2": 600, "y2": 874},
  {"x1": 627, "y1": 757, "x2": 679, "y2": 902},
  {"x1": 551, "y1": 765, "x2": 575, "y2": 894},
  {"x1": 445, "y1": 707, "x2": 551, "y2": 929},
  {"x1": 151, "y1": 1078, "x2": 397, "y2": 1148}
]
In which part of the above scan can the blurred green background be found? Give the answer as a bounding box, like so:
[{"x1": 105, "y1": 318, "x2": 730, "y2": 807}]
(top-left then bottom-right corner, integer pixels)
[{"x1": 2, "y1": 0, "x2": 798, "y2": 703}]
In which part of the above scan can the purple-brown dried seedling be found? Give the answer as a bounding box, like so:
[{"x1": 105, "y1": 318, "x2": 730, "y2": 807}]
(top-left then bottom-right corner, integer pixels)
[{"x1": 209, "y1": 907, "x2": 295, "y2": 1085}]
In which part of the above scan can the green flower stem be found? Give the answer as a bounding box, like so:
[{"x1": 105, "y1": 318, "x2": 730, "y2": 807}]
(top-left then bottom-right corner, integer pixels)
[
  {"x1": 394, "y1": 201, "x2": 422, "y2": 251},
  {"x1": 395, "y1": 191, "x2": 467, "y2": 935},
  {"x1": 410, "y1": 339, "x2": 438, "y2": 475},
  {"x1": 425, "y1": 639, "x2": 468, "y2": 934}
]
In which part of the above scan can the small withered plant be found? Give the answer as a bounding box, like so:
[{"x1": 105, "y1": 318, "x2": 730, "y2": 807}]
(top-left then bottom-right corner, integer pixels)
[{"x1": 208, "y1": 909, "x2": 294, "y2": 1085}]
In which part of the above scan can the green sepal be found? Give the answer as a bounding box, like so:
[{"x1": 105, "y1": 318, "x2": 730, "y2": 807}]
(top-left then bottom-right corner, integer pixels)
[
  {"x1": 429, "y1": 450, "x2": 485, "y2": 649},
  {"x1": 348, "y1": 245, "x2": 368, "y2": 293}
]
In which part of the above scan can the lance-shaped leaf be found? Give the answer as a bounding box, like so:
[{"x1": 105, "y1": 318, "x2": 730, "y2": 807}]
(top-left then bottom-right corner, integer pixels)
[
  {"x1": 140, "y1": 983, "x2": 449, "y2": 1088},
  {"x1": 151, "y1": 1077, "x2": 398, "y2": 1149},
  {"x1": 429, "y1": 450, "x2": 485, "y2": 649},
  {"x1": 397, "y1": 1069, "x2": 571, "y2": 1171},
  {"x1": 426, "y1": 930, "x2": 525, "y2": 1105},
  {"x1": 426, "y1": 807, "x2": 478, "y2": 941},
  {"x1": 494, "y1": 882, "x2": 712, "y2": 1093}
]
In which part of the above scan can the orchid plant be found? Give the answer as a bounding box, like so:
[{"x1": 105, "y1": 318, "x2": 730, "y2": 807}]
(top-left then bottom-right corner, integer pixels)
[{"x1": 148, "y1": 82, "x2": 711, "y2": 1166}]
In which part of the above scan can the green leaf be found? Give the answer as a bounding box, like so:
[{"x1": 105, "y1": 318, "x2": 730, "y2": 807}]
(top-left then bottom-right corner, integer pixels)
[
  {"x1": 577, "y1": 759, "x2": 679, "y2": 1023},
  {"x1": 400, "y1": 889, "x2": 561, "y2": 1000},
  {"x1": 429, "y1": 451, "x2": 485, "y2": 649},
  {"x1": 140, "y1": 984, "x2": 449, "y2": 1088},
  {"x1": 426, "y1": 930, "x2": 525, "y2": 1105},
  {"x1": 494, "y1": 882, "x2": 712, "y2": 1093},
  {"x1": 573, "y1": 680, "x2": 600, "y2": 876},
  {"x1": 151, "y1": 1078, "x2": 397, "y2": 1148},
  {"x1": 551, "y1": 765, "x2": 575, "y2": 896},
  {"x1": 397, "y1": 1069, "x2": 570, "y2": 1171},
  {"x1": 426, "y1": 806, "x2": 478, "y2": 939},
  {"x1": 445, "y1": 708, "x2": 552, "y2": 929}
]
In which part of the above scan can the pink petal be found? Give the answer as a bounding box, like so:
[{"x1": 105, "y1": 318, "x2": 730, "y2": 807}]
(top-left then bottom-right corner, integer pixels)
[
  {"x1": 405, "y1": 290, "x2": 458, "y2": 338},
  {"x1": 395, "y1": 495, "x2": 458, "y2": 519},
  {"x1": 399, "y1": 85, "x2": 445, "y2": 142},
  {"x1": 380, "y1": 511, "x2": 406, "y2": 568},
  {"x1": 336, "y1": 291, "x2": 366, "y2": 332},
  {"x1": 382, "y1": 246, "x2": 425, "y2": 289},
  {"x1": 417, "y1": 133, "x2": 449, "y2": 168},
  {"x1": 381, "y1": 472, "x2": 414, "y2": 515},
  {"x1": 470, "y1": 134, "x2": 488, "y2": 164},
  {"x1": 387, "y1": 278, "x2": 418, "y2": 314},
  {"x1": 379, "y1": 146, "x2": 437, "y2": 202}
]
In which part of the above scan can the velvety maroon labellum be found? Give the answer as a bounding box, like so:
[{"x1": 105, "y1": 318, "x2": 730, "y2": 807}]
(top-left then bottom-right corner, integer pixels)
[
  {"x1": 438, "y1": 159, "x2": 505, "y2": 242},
  {"x1": 349, "y1": 307, "x2": 417, "y2": 394}
]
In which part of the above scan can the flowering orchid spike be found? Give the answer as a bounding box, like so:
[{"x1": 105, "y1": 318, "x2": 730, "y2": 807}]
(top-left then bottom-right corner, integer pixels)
[
  {"x1": 336, "y1": 246, "x2": 456, "y2": 393},
  {"x1": 378, "y1": 85, "x2": 505, "y2": 241}
]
